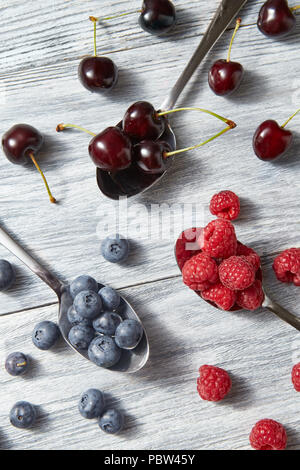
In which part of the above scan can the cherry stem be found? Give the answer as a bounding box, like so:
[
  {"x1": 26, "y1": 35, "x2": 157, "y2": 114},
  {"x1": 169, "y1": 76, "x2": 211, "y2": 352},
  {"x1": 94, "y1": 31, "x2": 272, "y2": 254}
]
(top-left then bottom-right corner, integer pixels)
[
  {"x1": 56, "y1": 123, "x2": 96, "y2": 137},
  {"x1": 227, "y1": 18, "x2": 241, "y2": 62},
  {"x1": 290, "y1": 5, "x2": 300, "y2": 12},
  {"x1": 92, "y1": 19, "x2": 97, "y2": 57},
  {"x1": 157, "y1": 107, "x2": 234, "y2": 126},
  {"x1": 281, "y1": 108, "x2": 300, "y2": 128},
  {"x1": 90, "y1": 10, "x2": 141, "y2": 23},
  {"x1": 165, "y1": 125, "x2": 234, "y2": 158},
  {"x1": 28, "y1": 153, "x2": 56, "y2": 204}
]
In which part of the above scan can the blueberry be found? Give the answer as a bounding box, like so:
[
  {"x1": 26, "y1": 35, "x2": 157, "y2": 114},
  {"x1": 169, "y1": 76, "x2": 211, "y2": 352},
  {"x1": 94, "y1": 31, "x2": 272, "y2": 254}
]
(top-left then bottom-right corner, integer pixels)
[
  {"x1": 0, "y1": 259, "x2": 15, "y2": 291},
  {"x1": 70, "y1": 275, "x2": 98, "y2": 299},
  {"x1": 10, "y1": 401, "x2": 36, "y2": 429},
  {"x1": 78, "y1": 389, "x2": 105, "y2": 419},
  {"x1": 99, "y1": 408, "x2": 124, "y2": 434},
  {"x1": 67, "y1": 305, "x2": 91, "y2": 326},
  {"x1": 88, "y1": 335, "x2": 121, "y2": 368},
  {"x1": 68, "y1": 324, "x2": 94, "y2": 350},
  {"x1": 73, "y1": 290, "x2": 102, "y2": 320},
  {"x1": 114, "y1": 319, "x2": 143, "y2": 350},
  {"x1": 98, "y1": 286, "x2": 120, "y2": 310},
  {"x1": 5, "y1": 352, "x2": 28, "y2": 376},
  {"x1": 101, "y1": 234, "x2": 129, "y2": 263},
  {"x1": 93, "y1": 312, "x2": 122, "y2": 336},
  {"x1": 32, "y1": 321, "x2": 60, "y2": 350}
]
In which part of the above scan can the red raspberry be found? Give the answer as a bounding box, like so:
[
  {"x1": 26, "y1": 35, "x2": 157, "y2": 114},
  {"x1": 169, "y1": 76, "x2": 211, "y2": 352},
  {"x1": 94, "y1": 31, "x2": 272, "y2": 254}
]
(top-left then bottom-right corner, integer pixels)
[
  {"x1": 236, "y1": 279, "x2": 264, "y2": 310},
  {"x1": 219, "y1": 256, "x2": 255, "y2": 291},
  {"x1": 292, "y1": 363, "x2": 300, "y2": 392},
  {"x1": 273, "y1": 248, "x2": 300, "y2": 286},
  {"x1": 182, "y1": 253, "x2": 218, "y2": 291},
  {"x1": 201, "y1": 219, "x2": 237, "y2": 259},
  {"x1": 249, "y1": 419, "x2": 287, "y2": 450},
  {"x1": 197, "y1": 365, "x2": 231, "y2": 402},
  {"x1": 236, "y1": 242, "x2": 261, "y2": 272},
  {"x1": 202, "y1": 282, "x2": 236, "y2": 311},
  {"x1": 209, "y1": 190, "x2": 240, "y2": 221}
]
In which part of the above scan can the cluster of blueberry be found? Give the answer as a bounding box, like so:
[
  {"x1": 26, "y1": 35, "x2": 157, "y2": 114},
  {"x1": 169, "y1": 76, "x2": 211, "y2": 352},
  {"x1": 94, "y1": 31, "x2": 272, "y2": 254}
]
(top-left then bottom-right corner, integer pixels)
[
  {"x1": 79, "y1": 388, "x2": 124, "y2": 435},
  {"x1": 67, "y1": 275, "x2": 144, "y2": 368}
]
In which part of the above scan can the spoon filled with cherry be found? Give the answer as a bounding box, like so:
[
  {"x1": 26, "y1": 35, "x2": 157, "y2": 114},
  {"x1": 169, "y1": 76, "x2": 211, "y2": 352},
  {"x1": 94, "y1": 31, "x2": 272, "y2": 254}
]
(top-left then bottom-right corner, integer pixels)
[
  {"x1": 0, "y1": 225, "x2": 149, "y2": 373},
  {"x1": 58, "y1": 0, "x2": 248, "y2": 199}
]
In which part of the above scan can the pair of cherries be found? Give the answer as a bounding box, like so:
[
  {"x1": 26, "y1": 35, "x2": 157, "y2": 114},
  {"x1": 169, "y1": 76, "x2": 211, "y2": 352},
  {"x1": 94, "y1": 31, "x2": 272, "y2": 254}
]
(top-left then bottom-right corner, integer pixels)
[{"x1": 78, "y1": 0, "x2": 176, "y2": 95}]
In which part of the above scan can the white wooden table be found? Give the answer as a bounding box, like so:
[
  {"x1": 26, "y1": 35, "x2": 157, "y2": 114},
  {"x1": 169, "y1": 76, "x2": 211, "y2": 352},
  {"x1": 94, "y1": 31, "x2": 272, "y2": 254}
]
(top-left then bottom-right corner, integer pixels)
[{"x1": 0, "y1": 0, "x2": 299, "y2": 450}]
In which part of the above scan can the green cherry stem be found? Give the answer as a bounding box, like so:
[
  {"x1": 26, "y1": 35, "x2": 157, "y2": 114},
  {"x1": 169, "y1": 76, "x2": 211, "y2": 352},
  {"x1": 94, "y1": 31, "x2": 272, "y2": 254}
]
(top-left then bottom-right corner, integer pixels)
[
  {"x1": 157, "y1": 107, "x2": 235, "y2": 127},
  {"x1": 28, "y1": 152, "x2": 56, "y2": 204},
  {"x1": 291, "y1": 5, "x2": 300, "y2": 12},
  {"x1": 91, "y1": 18, "x2": 98, "y2": 57},
  {"x1": 56, "y1": 123, "x2": 96, "y2": 137},
  {"x1": 281, "y1": 108, "x2": 300, "y2": 128},
  {"x1": 227, "y1": 18, "x2": 241, "y2": 62}
]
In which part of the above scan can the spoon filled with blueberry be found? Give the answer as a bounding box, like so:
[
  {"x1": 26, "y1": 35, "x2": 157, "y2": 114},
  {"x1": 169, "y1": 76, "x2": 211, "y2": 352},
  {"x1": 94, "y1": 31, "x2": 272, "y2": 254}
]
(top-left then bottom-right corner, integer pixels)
[{"x1": 0, "y1": 226, "x2": 149, "y2": 373}]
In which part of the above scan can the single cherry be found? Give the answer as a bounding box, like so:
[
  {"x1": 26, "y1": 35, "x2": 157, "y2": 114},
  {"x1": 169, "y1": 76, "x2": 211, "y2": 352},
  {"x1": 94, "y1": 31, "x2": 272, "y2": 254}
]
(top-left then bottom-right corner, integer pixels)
[
  {"x1": 208, "y1": 18, "x2": 244, "y2": 96},
  {"x1": 257, "y1": 0, "x2": 299, "y2": 37},
  {"x1": 139, "y1": 0, "x2": 176, "y2": 35},
  {"x1": 123, "y1": 101, "x2": 166, "y2": 141},
  {"x1": 78, "y1": 18, "x2": 118, "y2": 93},
  {"x1": 133, "y1": 140, "x2": 172, "y2": 174},
  {"x1": 2, "y1": 124, "x2": 56, "y2": 203},
  {"x1": 253, "y1": 109, "x2": 299, "y2": 161},
  {"x1": 88, "y1": 127, "x2": 132, "y2": 171}
]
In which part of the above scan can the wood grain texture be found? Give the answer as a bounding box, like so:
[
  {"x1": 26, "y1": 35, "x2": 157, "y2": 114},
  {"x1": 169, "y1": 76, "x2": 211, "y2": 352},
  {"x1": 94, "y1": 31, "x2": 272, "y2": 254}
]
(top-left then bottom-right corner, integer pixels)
[
  {"x1": 0, "y1": 0, "x2": 299, "y2": 450},
  {"x1": 1, "y1": 277, "x2": 300, "y2": 450}
]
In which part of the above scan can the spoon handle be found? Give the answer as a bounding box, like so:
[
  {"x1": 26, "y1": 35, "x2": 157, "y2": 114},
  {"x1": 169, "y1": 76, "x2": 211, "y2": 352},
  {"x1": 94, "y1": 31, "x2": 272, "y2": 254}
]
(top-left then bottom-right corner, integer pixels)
[
  {"x1": 263, "y1": 294, "x2": 300, "y2": 331},
  {"x1": 160, "y1": 0, "x2": 248, "y2": 111},
  {"x1": 0, "y1": 226, "x2": 63, "y2": 296}
]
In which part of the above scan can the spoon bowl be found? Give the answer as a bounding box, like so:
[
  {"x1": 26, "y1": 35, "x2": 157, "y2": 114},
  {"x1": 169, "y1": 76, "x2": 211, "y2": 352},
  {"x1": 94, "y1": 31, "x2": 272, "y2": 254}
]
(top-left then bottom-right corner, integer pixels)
[
  {"x1": 0, "y1": 226, "x2": 150, "y2": 373},
  {"x1": 175, "y1": 227, "x2": 300, "y2": 331}
]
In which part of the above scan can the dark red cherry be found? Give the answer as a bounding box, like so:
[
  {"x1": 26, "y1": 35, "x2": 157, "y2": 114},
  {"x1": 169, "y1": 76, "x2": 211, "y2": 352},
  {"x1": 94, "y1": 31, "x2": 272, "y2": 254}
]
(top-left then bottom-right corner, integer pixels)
[
  {"x1": 88, "y1": 126, "x2": 132, "y2": 171},
  {"x1": 257, "y1": 0, "x2": 296, "y2": 37},
  {"x1": 78, "y1": 57, "x2": 118, "y2": 93},
  {"x1": 123, "y1": 101, "x2": 165, "y2": 141},
  {"x1": 2, "y1": 123, "x2": 43, "y2": 165},
  {"x1": 208, "y1": 60, "x2": 244, "y2": 96},
  {"x1": 133, "y1": 140, "x2": 171, "y2": 174},
  {"x1": 253, "y1": 120, "x2": 293, "y2": 161},
  {"x1": 139, "y1": 0, "x2": 176, "y2": 35},
  {"x1": 2, "y1": 124, "x2": 56, "y2": 203}
]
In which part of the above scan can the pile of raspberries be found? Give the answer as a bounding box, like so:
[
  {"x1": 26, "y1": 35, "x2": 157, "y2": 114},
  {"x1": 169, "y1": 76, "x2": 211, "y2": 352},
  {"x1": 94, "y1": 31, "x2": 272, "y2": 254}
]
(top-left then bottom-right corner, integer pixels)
[{"x1": 182, "y1": 217, "x2": 264, "y2": 311}]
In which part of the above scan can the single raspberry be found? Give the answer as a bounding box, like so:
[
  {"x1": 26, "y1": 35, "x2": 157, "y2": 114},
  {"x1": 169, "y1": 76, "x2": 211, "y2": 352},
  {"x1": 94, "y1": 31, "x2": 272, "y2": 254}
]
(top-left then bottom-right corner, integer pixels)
[
  {"x1": 249, "y1": 419, "x2": 287, "y2": 450},
  {"x1": 236, "y1": 280, "x2": 264, "y2": 310},
  {"x1": 197, "y1": 365, "x2": 231, "y2": 402},
  {"x1": 202, "y1": 282, "x2": 236, "y2": 311},
  {"x1": 201, "y1": 219, "x2": 237, "y2": 259},
  {"x1": 209, "y1": 190, "x2": 240, "y2": 221},
  {"x1": 273, "y1": 248, "x2": 300, "y2": 286},
  {"x1": 182, "y1": 253, "x2": 218, "y2": 291},
  {"x1": 219, "y1": 256, "x2": 255, "y2": 291},
  {"x1": 236, "y1": 242, "x2": 261, "y2": 272},
  {"x1": 292, "y1": 363, "x2": 300, "y2": 392}
]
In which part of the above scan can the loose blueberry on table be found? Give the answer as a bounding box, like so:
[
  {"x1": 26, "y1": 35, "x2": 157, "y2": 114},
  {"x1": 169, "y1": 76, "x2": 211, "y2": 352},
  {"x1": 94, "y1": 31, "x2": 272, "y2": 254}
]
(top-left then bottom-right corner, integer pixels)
[
  {"x1": 253, "y1": 108, "x2": 299, "y2": 161},
  {"x1": 78, "y1": 388, "x2": 105, "y2": 419},
  {"x1": 139, "y1": 0, "x2": 176, "y2": 35},
  {"x1": 32, "y1": 320, "x2": 61, "y2": 350},
  {"x1": 2, "y1": 124, "x2": 56, "y2": 203},
  {"x1": 257, "y1": 0, "x2": 300, "y2": 37},
  {"x1": 101, "y1": 234, "x2": 129, "y2": 263},
  {"x1": 10, "y1": 401, "x2": 36, "y2": 429},
  {"x1": 99, "y1": 408, "x2": 124, "y2": 434},
  {"x1": 5, "y1": 352, "x2": 28, "y2": 377},
  {"x1": 208, "y1": 18, "x2": 244, "y2": 96},
  {"x1": 0, "y1": 259, "x2": 16, "y2": 291},
  {"x1": 57, "y1": 104, "x2": 235, "y2": 198},
  {"x1": 78, "y1": 17, "x2": 118, "y2": 93}
]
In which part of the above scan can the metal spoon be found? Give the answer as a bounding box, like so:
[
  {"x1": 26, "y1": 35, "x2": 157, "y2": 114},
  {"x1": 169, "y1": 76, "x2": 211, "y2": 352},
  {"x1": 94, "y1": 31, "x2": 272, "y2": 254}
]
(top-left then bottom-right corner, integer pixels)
[
  {"x1": 0, "y1": 226, "x2": 149, "y2": 372},
  {"x1": 175, "y1": 227, "x2": 300, "y2": 332},
  {"x1": 96, "y1": 0, "x2": 249, "y2": 199}
]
